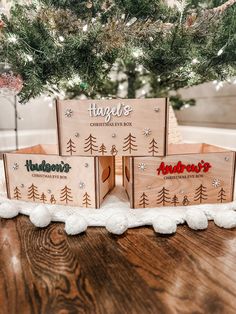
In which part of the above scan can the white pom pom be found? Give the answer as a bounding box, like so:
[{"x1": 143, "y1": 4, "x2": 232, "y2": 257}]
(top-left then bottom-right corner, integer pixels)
[
  {"x1": 106, "y1": 214, "x2": 128, "y2": 235},
  {"x1": 153, "y1": 216, "x2": 176, "y2": 234},
  {"x1": 185, "y1": 209, "x2": 208, "y2": 230},
  {"x1": 0, "y1": 202, "x2": 20, "y2": 218},
  {"x1": 214, "y1": 211, "x2": 236, "y2": 229},
  {"x1": 29, "y1": 205, "x2": 51, "y2": 228},
  {"x1": 65, "y1": 214, "x2": 88, "y2": 235}
]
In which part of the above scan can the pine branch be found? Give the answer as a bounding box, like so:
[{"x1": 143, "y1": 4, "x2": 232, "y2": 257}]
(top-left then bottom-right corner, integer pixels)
[
  {"x1": 1, "y1": 0, "x2": 235, "y2": 102},
  {"x1": 211, "y1": 0, "x2": 236, "y2": 14}
]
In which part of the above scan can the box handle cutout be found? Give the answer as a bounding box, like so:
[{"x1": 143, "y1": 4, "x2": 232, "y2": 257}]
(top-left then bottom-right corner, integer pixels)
[
  {"x1": 102, "y1": 166, "x2": 111, "y2": 183},
  {"x1": 125, "y1": 166, "x2": 130, "y2": 182}
]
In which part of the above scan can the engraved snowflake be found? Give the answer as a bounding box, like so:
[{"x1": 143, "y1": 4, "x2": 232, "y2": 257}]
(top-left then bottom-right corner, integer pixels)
[
  {"x1": 12, "y1": 163, "x2": 19, "y2": 170},
  {"x1": 143, "y1": 128, "x2": 152, "y2": 136},
  {"x1": 65, "y1": 109, "x2": 73, "y2": 118},
  {"x1": 212, "y1": 178, "x2": 221, "y2": 188},
  {"x1": 79, "y1": 182, "x2": 85, "y2": 189},
  {"x1": 138, "y1": 163, "x2": 146, "y2": 171}
]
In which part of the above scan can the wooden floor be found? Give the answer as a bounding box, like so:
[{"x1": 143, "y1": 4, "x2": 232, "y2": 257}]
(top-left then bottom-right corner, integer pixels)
[{"x1": 0, "y1": 216, "x2": 236, "y2": 314}]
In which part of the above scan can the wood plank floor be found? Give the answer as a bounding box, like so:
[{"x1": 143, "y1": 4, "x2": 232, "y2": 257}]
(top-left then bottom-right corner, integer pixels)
[{"x1": 0, "y1": 216, "x2": 236, "y2": 314}]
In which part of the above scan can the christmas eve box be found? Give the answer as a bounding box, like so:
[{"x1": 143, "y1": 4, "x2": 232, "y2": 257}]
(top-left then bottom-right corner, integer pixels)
[
  {"x1": 123, "y1": 143, "x2": 235, "y2": 208},
  {"x1": 3, "y1": 145, "x2": 115, "y2": 208},
  {"x1": 56, "y1": 98, "x2": 168, "y2": 157}
]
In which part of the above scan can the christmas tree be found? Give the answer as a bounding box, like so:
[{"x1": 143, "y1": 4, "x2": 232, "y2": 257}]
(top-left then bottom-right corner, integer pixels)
[
  {"x1": 0, "y1": 0, "x2": 235, "y2": 105},
  {"x1": 217, "y1": 187, "x2": 226, "y2": 203},
  {"x1": 27, "y1": 184, "x2": 39, "y2": 201},
  {"x1": 98, "y1": 143, "x2": 107, "y2": 155},
  {"x1": 156, "y1": 187, "x2": 171, "y2": 206},
  {"x1": 123, "y1": 133, "x2": 137, "y2": 154},
  {"x1": 82, "y1": 192, "x2": 91, "y2": 208},
  {"x1": 84, "y1": 134, "x2": 98, "y2": 154},
  {"x1": 40, "y1": 192, "x2": 47, "y2": 203},
  {"x1": 148, "y1": 138, "x2": 158, "y2": 156},
  {"x1": 66, "y1": 138, "x2": 76, "y2": 155},
  {"x1": 139, "y1": 192, "x2": 149, "y2": 208},
  {"x1": 60, "y1": 185, "x2": 73, "y2": 204},
  {"x1": 194, "y1": 184, "x2": 208, "y2": 203},
  {"x1": 13, "y1": 186, "x2": 21, "y2": 200},
  {"x1": 171, "y1": 194, "x2": 179, "y2": 206}
]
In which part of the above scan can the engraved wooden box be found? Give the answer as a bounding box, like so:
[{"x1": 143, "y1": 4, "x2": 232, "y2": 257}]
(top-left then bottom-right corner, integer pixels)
[
  {"x1": 3, "y1": 145, "x2": 115, "y2": 208},
  {"x1": 56, "y1": 98, "x2": 168, "y2": 157},
  {"x1": 123, "y1": 144, "x2": 235, "y2": 208}
]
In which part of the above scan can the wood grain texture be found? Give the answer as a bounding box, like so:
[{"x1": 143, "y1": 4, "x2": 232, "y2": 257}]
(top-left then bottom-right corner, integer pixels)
[
  {"x1": 0, "y1": 216, "x2": 236, "y2": 314},
  {"x1": 4, "y1": 145, "x2": 115, "y2": 208},
  {"x1": 56, "y1": 98, "x2": 168, "y2": 157},
  {"x1": 125, "y1": 144, "x2": 235, "y2": 208}
]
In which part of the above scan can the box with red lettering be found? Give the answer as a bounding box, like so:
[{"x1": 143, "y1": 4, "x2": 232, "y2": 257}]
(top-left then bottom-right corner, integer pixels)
[{"x1": 123, "y1": 143, "x2": 235, "y2": 208}]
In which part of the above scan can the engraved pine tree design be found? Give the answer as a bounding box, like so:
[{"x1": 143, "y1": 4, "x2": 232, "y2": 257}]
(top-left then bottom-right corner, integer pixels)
[
  {"x1": 139, "y1": 192, "x2": 149, "y2": 208},
  {"x1": 82, "y1": 192, "x2": 91, "y2": 208},
  {"x1": 60, "y1": 185, "x2": 73, "y2": 204},
  {"x1": 156, "y1": 187, "x2": 171, "y2": 206},
  {"x1": 40, "y1": 192, "x2": 47, "y2": 203},
  {"x1": 217, "y1": 187, "x2": 226, "y2": 203},
  {"x1": 171, "y1": 195, "x2": 179, "y2": 206},
  {"x1": 66, "y1": 138, "x2": 76, "y2": 155},
  {"x1": 123, "y1": 133, "x2": 137, "y2": 154},
  {"x1": 98, "y1": 143, "x2": 107, "y2": 155},
  {"x1": 194, "y1": 184, "x2": 208, "y2": 203},
  {"x1": 14, "y1": 186, "x2": 21, "y2": 200},
  {"x1": 148, "y1": 138, "x2": 158, "y2": 156},
  {"x1": 84, "y1": 134, "x2": 98, "y2": 154},
  {"x1": 50, "y1": 194, "x2": 56, "y2": 204},
  {"x1": 28, "y1": 184, "x2": 39, "y2": 201}
]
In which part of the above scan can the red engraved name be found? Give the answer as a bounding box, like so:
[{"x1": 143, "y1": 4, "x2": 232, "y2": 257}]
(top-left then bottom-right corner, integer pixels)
[{"x1": 157, "y1": 160, "x2": 212, "y2": 176}]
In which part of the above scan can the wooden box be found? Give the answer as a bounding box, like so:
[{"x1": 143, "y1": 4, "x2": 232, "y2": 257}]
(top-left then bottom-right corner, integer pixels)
[
  {"x1": 3, "y1": 145, "x2": 115, "y2": 208},
  {"x1": 56, "y1": 98, "x2": 168, "y2": 157},
  {"x1": 123, "y1": 144, "x2": 235, "y2": 208}
]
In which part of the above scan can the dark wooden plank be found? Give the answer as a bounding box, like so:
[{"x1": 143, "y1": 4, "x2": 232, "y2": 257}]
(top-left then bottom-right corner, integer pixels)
[
  {"x1": 116, "y1": 223, "x2": 236, "y2": 314},
  {"x1": 0, "y1": 215, "x2": 166, "y2": 314},
  {"x1": 67, "y1": 228, "x2": 168, "y2": 314},
  {"x1": 0, "y1": 216, "x2": 98, "y2": 314},
  {"x1": 0, "y1": 215, "x2": 236, "y2": 314}
]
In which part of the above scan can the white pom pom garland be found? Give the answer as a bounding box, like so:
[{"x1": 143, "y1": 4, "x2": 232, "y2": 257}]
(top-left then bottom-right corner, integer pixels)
[
  {"x1": 0, "y1": 202, "x2": 20, "y2": 218},
  {"x1": 29, "y1": 205, "x2": 51, "y2": 228},
  {"x1": 0, "y1": 195, "x2": 236, "y2": 234},
  {"x1": 65, "y1": 214, "x2": 88, "y2": 235},
  {"x1": 185, "y1": 209, "x2": 208, "y2": 230},
  {"x1": 106, "y1": 214, "x2": 128, "y2": 235},
  {"x1": 153, "y1": 215, "x2": 176, "y2": 234},
  {"x1": 214, "y1": 211, "x2": 236, "y2": 229}
]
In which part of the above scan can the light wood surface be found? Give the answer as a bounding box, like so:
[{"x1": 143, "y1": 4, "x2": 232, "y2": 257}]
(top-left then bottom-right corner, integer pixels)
[
  {"x1": 123, "y1": 156, "x2": 133, "y2": 206},
  {"x1": 97, "y1": 156, "x2": 115, "y2": 205},
  {"x1": 56, "y1": 98, "x2": 168, "y2": 157},
  {"x1": 124, "y1": 144, "x2": 235, "y2": 208},
  {"x1": 4, "y1": 145, "x2": 115, "y2": 208}
]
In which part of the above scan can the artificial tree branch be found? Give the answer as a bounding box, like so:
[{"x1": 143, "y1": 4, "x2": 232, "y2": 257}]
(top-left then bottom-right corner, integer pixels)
[
  {"x1": 1, "y1": 0, "x2": 235, "y2": 102},
  {"x1": 211, "y1": 0, "x2": 236, "y2": 14},
  {"x1": 188, "y1": 0, "x2": 236, "y2": 31},
  {"x1": 163, "y1": 0, "x2": 236, "y2": 31}
]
